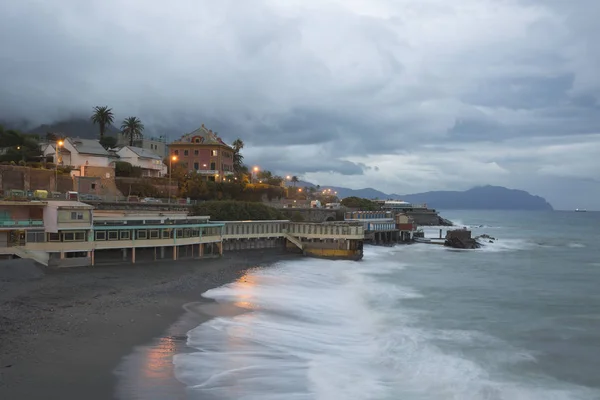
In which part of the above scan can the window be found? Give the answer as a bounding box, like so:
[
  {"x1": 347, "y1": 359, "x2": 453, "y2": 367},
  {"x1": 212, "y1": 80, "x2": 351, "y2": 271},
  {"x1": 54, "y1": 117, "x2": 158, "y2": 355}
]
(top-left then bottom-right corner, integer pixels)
[
  {"x1": 162, "y1": 229, "x2": 171, "y2": 239},
  {"x1": 184, "y1": 150, "x2": 189, "y2": 156},
  {"x1": 211, "y1": 150, "x2": 218, "y2": 156},
  {"x1": 74, "y1": 231, "x2": 86, "y2": 241},
  {"x1": 120, "y1": 231, "x2": 131, "y2": 240},
  {"x1": 108, "y1": 231, "x2": 118, "y2": 240},
  {"x1": 174, "y1": 150, "x2": 179, "y2": 155},
  {"x1": 91, "y1": 183, "x2": 96, "y2": 190},
  {"x1": 194, "y1": 138, "x2": 200, "y2": 143},
  {"x1": 194, "y1": 150, "x2": 199, "y2": 155},
  {"x1": 194, "y1": 162, "x2": 199, "y2": 170},
  {"x1": 48, "y1": 232, "x2": 60, "y2": 242},
  {"x1": 95, "y1": 231, "x2": 106, "y2": 241},
  {"x1": 63, "y1": 232, "x2": 75, "y2": 241},
  {"x1": 137, "y1": 230, "x2": 147, "y2": 239},
  {"x1": 27, "y1": 231, "x2": 45, "y2": 243},
  {"x1": 210, "y1": 162, "x2": 216, "y2": 170},
  {"x1": 176, "y1": 229, "x2": 183, "y2": 238},
  {"x1": 71, "y1": 211, "x2": 84, "y2": 220},
  {"x1": 149, "y1": 229, "x2": 159, "y2": 239}
]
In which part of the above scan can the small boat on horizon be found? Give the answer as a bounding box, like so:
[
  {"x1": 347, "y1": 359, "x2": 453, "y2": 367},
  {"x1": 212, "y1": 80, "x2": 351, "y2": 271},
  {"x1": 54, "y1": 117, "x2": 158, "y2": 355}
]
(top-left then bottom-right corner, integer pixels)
[{"x1": 575, "y1": 209, "x2": 587, "y2": 212}]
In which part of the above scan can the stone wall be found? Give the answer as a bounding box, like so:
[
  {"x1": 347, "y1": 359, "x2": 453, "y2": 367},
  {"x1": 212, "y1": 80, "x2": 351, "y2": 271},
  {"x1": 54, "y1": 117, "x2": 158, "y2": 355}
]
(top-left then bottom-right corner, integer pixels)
[
  {"x1": 280, "y1": 208, "x2": 338, "y2": 222},
  {"x1": 0, "y1": 165, "x2": 72, "y2": 193},
  {"x1": 82, "y1": 166, "x2": 121, "y2": 197}
]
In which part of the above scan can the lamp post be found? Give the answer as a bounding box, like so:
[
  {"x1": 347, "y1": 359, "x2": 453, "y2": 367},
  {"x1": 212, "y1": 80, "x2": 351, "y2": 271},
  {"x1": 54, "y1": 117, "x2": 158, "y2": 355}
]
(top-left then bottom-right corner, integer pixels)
[
  {"x1": 54, "y1": 140, "x2": 63, "y2": 192},
  {"x1": 169, "y1": 155, "x2": 177, "y2": 203},
  {"x1": 253, "y1": 166, "x2": 259, "y2": 183}
]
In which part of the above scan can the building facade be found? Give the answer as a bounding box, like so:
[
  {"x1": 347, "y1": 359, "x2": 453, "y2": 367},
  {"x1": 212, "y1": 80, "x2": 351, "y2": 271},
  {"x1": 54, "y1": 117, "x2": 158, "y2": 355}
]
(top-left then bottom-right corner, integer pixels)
[
  {"x1": 43, "y1": 138, "x2": 115, "y2": 168},
  {"x1": 118, "y1": 134, "x2": 169, "y2": 159},
  {"x1": 168, "y1": 125, "x2": 235, "y2": 182},
  {"x1": 115, "y1": 146, "x2": 167, "y2": 177}
]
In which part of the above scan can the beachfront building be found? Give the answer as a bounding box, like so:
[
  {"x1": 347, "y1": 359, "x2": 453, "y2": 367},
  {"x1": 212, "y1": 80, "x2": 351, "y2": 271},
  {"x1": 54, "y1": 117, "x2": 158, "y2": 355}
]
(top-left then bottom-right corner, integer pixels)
[
  {"x1": 0, "y1": 199, "x2": 224, "y2": 267},
  {"x1": 344, "y1": 211, "x2": 396, "y2": 232},
  {"x1": 115, "y1": 146, "x2": 167, "y2": 177},
  {"x1": 374, "y1": 200, "x2": 428, "y2": 211},
  {"x1": 0, "y1": 200, "x2": 45, "y2": 260},
  {"x1": 168, "y1": 124, "x2": 235, "y2": 182}
]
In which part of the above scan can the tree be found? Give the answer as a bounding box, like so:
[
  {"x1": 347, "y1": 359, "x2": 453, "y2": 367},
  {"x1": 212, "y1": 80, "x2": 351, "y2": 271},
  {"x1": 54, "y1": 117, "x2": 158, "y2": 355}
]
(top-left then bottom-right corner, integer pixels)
[
  {"x1": 91, "y1": 106, "x2": 115, "y2": 140},
  {"x1": 0, "y1": 125, "x2": 43, "y2": 163},
  {"x1": 121, "y1": 116, "x2": 144, "y2": 146},
  {"x1": 231, "y1": 138, "x2": 245, "y2": 175},
  {"x1": 340, "y1": 196, "x2": 379, "y2": 210},
  {"x1": 46, "y1": 132, "x2": 58, "y2": 142},
  {"x1": 99, "y1": 135, "x2": 118, "y2": 150},
  {"x1": 291, "y1": 176, "x2": 299, "y2": 187}
]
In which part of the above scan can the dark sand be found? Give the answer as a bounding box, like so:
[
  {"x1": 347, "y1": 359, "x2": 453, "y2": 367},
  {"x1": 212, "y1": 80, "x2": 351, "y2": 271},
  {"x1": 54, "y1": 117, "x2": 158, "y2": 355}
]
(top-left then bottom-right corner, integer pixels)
[{"x1": 0, "y1": 250, "x2": 295, "y2": 400}]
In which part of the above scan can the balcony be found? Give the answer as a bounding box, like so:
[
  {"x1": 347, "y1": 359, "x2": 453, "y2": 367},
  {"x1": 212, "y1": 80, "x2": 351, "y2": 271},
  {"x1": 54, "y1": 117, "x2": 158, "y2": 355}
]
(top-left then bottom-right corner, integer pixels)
[{"x1": 0, "y1": 219, "x2": 44, "y2": 228}]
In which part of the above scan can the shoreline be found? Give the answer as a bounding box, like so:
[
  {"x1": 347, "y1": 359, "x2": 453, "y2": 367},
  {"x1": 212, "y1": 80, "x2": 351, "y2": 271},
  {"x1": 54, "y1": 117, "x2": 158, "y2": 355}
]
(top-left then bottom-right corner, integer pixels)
[{"x1": 0, "y1": 249, "x2": 297, "y2": 400}]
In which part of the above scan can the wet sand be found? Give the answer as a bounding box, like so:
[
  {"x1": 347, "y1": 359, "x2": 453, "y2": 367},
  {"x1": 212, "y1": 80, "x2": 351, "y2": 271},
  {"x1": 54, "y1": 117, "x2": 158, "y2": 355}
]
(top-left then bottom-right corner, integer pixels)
[{"x1": 0, "y1": 250, "x2": 295, "y2": 400}]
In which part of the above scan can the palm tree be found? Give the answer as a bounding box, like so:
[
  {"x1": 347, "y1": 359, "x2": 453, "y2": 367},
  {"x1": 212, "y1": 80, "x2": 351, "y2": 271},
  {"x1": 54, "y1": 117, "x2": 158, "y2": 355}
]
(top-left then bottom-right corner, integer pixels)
[
  {"x1": 291, "y1": 175, "x2": 299, "y2": 187},
  {"x1": 231, "y1": 138, "x2": 244, "y2": 174},
  {"x1": 91, "y1": 106, "x2": 114, "y2": 140},
  {"x1": 121, "y1": 116, "x2": 144, "y2": 146}
]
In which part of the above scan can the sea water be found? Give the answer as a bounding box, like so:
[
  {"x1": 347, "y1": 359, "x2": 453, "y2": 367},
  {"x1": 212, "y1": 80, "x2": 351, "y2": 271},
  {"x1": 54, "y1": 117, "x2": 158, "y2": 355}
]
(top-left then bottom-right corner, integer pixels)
[{"x1": 173, "y1": 211, "x2": 600, "y2": 399}]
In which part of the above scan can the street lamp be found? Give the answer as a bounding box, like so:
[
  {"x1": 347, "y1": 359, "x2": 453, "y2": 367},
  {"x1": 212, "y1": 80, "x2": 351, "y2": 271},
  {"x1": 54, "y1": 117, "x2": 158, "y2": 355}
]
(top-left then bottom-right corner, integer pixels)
[
  {"x1": 253, "y1": 166, "x2": 259, "y2": 183},
  {"x1": 169, "y1": 155, "x2": 178, "y2": 203},
  {"x1": 55, "y1": 140, "x2": 63, "y2": 192}
]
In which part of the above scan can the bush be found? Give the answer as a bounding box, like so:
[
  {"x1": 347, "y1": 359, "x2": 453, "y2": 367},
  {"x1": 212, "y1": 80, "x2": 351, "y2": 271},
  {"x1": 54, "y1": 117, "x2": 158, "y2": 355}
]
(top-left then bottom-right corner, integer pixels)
[
  {"x1": 190, "y1": 201, "x2": 286, "y2": 221},
  {"x1": 290, "y1": 211, "x2": 304, "y2": 222},
  {"x1": 340, "y1": 196, "x2": 379, "y2": 210},
  {"x1": 115, "y1": 161, "x2": 133, "y2": 177}
]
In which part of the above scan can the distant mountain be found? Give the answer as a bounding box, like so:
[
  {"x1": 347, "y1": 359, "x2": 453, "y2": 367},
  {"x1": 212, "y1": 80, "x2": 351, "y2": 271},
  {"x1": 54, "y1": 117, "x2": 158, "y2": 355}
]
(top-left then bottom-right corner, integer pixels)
[
  {"x1": 292, "y1": 182, "x2": 553, "y2": 210},
  {"x1": 27, "y1": 118, "x2": 120, "y2": 139},
  {"x1": 395, "y1": 186, "x2": 553, "y2": 210}
]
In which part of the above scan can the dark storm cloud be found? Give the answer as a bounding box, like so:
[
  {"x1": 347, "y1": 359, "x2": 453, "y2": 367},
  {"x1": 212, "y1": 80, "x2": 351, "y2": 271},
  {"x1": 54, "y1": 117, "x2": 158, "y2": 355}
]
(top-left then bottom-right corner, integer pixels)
[{"x1": 0, "y1": 0, "x2": 599, "y2": 208}]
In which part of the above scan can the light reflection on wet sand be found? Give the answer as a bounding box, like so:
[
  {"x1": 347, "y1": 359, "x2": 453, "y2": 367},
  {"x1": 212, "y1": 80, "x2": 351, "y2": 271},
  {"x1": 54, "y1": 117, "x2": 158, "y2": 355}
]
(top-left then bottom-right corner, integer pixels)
[{"x1": 114, "y1": 271, "x2": 259, "y2": 400}]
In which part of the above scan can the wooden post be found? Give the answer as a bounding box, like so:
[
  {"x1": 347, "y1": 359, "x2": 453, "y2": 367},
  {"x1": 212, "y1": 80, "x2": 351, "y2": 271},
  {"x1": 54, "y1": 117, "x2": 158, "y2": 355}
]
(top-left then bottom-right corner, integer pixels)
[
  {"x1": 173, "y1": 246, "x2": 177, "y2": 260},
  {"x1": 91, "y1": 250, "x2": 95, "y2": 266},
  {"x1": 132, "y1": 247, "x2": 136, "y2": 264},
  {"x1": 199, "y1": 243, "x2": 204, "y2": 257}
]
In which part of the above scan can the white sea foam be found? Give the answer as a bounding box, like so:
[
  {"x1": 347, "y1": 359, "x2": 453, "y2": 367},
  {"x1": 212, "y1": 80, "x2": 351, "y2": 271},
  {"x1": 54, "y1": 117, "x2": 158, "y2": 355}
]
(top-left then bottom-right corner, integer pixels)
[
  {"x1": 476, "y1": 238, "x2": 538, "y2": 253},
  {"x1": 173, "y1": 250, "x2": 597, "y2": 400},
  {"x1": 567, "y1": 243, "x2": 586, "y2": 248}
]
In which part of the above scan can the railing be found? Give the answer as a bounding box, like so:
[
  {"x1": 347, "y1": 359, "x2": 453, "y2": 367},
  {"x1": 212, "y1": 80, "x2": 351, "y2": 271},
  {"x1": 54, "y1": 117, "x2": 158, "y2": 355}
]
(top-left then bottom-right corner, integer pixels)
[{"x1": 0, "y1": 219, "x2": 44, "y2": 227}]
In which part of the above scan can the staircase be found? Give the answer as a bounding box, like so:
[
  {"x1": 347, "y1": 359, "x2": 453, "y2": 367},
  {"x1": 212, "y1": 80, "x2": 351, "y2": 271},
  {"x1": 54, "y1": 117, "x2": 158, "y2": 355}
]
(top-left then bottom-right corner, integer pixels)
[
  {"x1": 11, "y1": 246, "x2": 49, "y2": 266},
  {"x1": 284, "y1": 234, "x2": 304, "y2": 250}
]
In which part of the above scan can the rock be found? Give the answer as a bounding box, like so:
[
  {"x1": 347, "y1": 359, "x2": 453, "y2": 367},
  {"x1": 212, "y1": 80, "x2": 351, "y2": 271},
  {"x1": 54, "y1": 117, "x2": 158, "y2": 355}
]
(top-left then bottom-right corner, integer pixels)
[{"x1": 444, "y1": 229, "x2": 481, "y2": 249}]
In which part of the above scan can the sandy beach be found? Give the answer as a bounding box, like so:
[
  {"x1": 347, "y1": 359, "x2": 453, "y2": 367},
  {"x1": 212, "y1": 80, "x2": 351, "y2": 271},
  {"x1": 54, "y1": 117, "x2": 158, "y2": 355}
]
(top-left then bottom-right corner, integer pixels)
[{"x1": 0, "y1": 250, "x2": 295, "y2": 400}]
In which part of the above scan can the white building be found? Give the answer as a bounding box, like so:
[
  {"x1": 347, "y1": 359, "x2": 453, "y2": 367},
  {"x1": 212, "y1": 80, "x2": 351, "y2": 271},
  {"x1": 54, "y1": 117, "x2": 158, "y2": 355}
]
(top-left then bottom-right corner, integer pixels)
[
  {"x1": 115, "y1": 146, "x2": 167, "y2": 177},
  {"x1": 43, "y1": 138, "x2": 115, "y2": 168}
]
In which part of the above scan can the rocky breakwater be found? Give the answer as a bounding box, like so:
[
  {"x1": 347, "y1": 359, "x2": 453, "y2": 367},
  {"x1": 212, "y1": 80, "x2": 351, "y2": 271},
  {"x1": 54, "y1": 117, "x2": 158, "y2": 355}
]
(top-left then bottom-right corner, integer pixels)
[{"x1": 444, "y1": 230, "x2": 497, "y2": 249}]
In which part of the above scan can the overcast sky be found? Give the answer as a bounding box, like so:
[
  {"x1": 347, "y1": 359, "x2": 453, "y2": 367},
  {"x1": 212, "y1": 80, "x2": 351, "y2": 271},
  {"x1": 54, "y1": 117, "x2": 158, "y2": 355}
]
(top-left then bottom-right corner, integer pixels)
[{"x1": 1, "y1": 0, "x2": 599, "y2": 209}]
